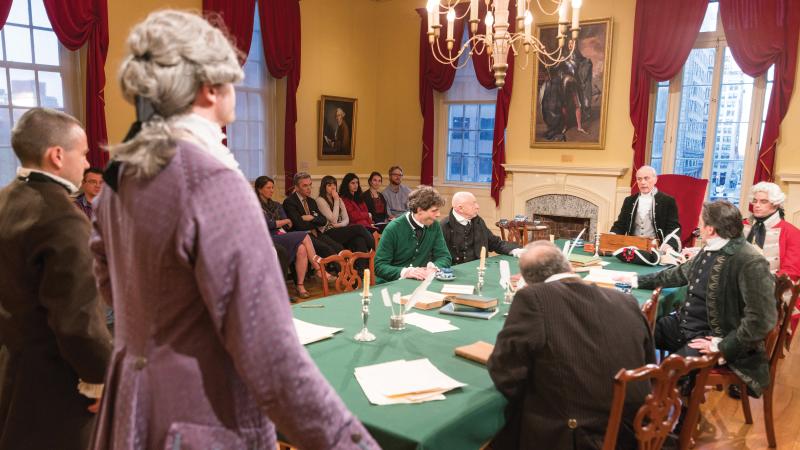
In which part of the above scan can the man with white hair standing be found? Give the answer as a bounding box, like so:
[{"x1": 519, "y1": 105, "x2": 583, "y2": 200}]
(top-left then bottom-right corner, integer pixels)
[
  {"x1": 441, "y1": 191, "x2": 524, "y2": 264},
  {"x1": 743, "y1": 181, "x2": 800, "y2": 280},
  {"x1": 610, "y1": 165, "x2": 681, "y2": 250}
]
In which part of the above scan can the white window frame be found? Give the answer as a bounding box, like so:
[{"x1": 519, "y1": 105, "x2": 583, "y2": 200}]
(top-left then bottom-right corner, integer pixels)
[
  {"x1": 645, "y1": 6, "x2": 769, "y2": 210},
  {"x1": 436, "y1": 96, "x2": 496, "y2": 188}
]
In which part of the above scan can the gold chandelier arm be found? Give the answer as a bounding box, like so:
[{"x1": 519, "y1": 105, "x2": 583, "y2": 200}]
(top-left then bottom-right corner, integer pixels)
[{"x1": 535, "y1": 0, "x2": 563, "y2": 16}]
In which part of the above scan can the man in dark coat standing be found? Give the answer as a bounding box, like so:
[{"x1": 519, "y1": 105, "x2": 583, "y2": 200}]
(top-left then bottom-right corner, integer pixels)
[
  {"x1": 488, "y1": 241, "x2": 654, "y2": 449},
  {"x1": 610, "y1": 166, "x2": 680, "y2": 250},
  {"x1": 441, "y1": 191, "x2": 523, "y2": 264},
  {"x1": 0, "y1": 108, "x2": 112, "y2": 450}
]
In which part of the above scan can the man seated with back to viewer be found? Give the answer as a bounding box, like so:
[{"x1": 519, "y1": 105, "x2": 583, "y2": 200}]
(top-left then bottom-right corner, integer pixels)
[
  {"x1": 374, "y1": 185, "x2": 451, "y2": 283},
  {"x1": 610, "y1": 165, "x2": 680, "y2": 250},
  {"x1": 282, "y1": 171, "x2": 344, "y2": 258},
  {"x1": 441, "y1": 191, "x2": 524, "y2": 265},
  {"x1": 487, "y1": 241, "x2": 654, "y2": 450},
  {"x1": 618, "y1": 200, "x2": 776, "y2": 399}
]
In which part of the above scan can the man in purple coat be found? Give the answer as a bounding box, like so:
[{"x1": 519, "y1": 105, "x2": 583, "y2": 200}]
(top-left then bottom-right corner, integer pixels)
[{"x1": 89, "y1": 11, "x2": 377, "y2": 449}]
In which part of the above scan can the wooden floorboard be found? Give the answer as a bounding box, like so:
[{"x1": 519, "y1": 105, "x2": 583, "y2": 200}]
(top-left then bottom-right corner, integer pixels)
[{"x1": 290, "y1": 277, "x2": 800, "y2": 449}]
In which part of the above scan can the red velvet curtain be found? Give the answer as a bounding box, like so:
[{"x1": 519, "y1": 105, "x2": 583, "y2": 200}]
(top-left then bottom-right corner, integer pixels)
[
  {"x1": 628, "y1": 0, "x2": 707, "y2": 185},
  {"x1": 260, "y1": 0, "x2": 301, "y2": 195},
  {"x1": 42, "y1": 0, "x2": 109, "y2": 168},
  {"x1": 203, "y1": 0, "x2": 256, "y2": 64},
  {"x1": 418, "y1": 7, "x2": 466, "y2": 186},
  {"x1": 0, "y1": 1, "x2": 12, "y2": 27},
  {"x1": 719, "y1": 0, "x2": 800, "y2": 183},
  {"x1": 467, "y1": 2, "x2": 516, "y2": 206}
]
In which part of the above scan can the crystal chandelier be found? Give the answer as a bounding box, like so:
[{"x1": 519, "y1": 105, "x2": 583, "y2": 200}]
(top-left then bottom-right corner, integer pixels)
[{"x1": 426, "y1": 0, "x2": 584, "y2": 87}]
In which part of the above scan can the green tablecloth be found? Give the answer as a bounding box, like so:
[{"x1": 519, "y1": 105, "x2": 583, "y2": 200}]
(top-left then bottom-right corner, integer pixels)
[{"x1": 293, "y1": 253, "x2": 678, "y2": 449}]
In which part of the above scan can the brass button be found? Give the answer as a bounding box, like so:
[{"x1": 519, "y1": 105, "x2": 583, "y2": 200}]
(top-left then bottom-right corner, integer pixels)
[
  {"x1": 351, "y1": 433, "x2": 362, "y2": 443},
  {"x1": 568, "y1": 419, "x2": 578, "y2": 429},
  {"x1": 134, "y1": 357, "x2": 147, "y2": 370}
]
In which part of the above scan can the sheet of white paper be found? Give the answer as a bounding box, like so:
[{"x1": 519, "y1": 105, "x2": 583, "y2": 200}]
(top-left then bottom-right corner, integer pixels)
[
  {"x1": 499, "y1": 260, "x2": 511, "y2": 289},
  {"x1": 293, "y1": 319, "x2": 343, "y2": 346},
  {"x1": 404, "y1": 313, "x2": 459, "y2": 333},
  {"x1": 354, "y1": 358, "x2": 466, "y2": 405},
  {"x1": 583, "y1": 268, "x2": 637, "y2": 286},
  {"x1": 441, "y1": 284, "x2": 475, "y2": 295}
]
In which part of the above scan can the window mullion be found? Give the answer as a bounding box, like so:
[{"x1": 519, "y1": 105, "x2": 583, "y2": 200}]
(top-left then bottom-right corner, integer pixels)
[
  {"x1": 701, "y1": 38, "x2": 725, "y2": 182},
  {"x1": 738, "y1": 73, "x2": 767, "y2": 209}
]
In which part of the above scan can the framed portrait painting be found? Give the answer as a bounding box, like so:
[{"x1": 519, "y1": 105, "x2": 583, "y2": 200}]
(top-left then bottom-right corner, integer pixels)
[
  {"x1": 318, "y1": 95, "x2": 357, "y2": 160},
  {"x1": 530, "y1": 18, "x2": 613, "y2": 149}
]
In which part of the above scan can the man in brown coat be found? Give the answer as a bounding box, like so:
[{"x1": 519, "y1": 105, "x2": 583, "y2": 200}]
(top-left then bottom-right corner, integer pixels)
[
  {"x1": 488, "y1": 241, "x2": 654, "y2": 449},
  {"x1": 0, "y1": 108, "x2": 112, "y2": 450}
]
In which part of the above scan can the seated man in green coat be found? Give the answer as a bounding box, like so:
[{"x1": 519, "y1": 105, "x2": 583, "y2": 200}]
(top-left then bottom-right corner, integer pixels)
[{"x1": 375, "y1": 185, "x2": 452, "y2": 283}]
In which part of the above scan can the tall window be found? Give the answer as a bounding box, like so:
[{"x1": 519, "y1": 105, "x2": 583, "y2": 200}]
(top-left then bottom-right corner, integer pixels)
[
  {"x1": 443, "y1": 30, "x2": 496, "y2": 184},
  {"x1": 227, "y1": 4, "x2": 272, "y2": 182},
  {"x1": 647, "y1": 0, "x2": 771, "y2": 206},
  {"x1": 0, "y1": 0, "x2": 74, "y2": 185}
]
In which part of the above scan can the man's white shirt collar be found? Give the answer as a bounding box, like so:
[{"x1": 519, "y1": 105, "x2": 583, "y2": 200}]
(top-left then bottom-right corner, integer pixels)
[
  {"x1": 544, "y1": 272, "x2": 581, "y2": 283},
  {"x1": 452, "y1": 210, "x2": 470, "y2": 226},
  {"x1": 17, "y1": 167, "x2": 78, "y2": 194},
  {"x1": 407, "y1": 212, "x2": 425, "y2": 229},
  {"x1": 703, "y1": 236, "x2": 729, "y2": 251}
]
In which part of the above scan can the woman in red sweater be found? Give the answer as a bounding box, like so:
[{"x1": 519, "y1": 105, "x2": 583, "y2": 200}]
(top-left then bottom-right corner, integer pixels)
[{"x1": 340, "y1": 172, "x2": 376, "y2": 231}]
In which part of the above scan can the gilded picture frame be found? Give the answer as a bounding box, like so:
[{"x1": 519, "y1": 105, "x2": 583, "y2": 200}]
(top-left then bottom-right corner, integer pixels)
[{"x1": 318, "y1": 95, "x2": 357, "y2": 160}]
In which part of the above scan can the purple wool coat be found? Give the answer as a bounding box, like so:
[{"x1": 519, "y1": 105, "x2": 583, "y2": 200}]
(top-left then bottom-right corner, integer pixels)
[{"x1": 89, "y1": 141, "x2": 377, "y2": 450}]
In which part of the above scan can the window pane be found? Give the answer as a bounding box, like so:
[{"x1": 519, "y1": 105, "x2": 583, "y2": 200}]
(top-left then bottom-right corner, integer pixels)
[
  {"x1": 708, "y1": 48, "x2": 755, "y2": 205},
  {"x1": 37, "y1": 71, "x2": 63, "y2": 108},
  {"x1": 5, "y1": 26, "x2": 33, "y2": 63},
  {"x1": 654, "y1": 85, "x2": 669, "y2": 122},
  {"x1": 0, "y1": 108, "x2": 13, "y2": 185},
  {"x1": 31, "y1": 0, "x2": 51, "y2": 28},
  {"x1": 479, "y1": 104, "x2": 494, "y2": 130},
  {"x1": 464, "y1": 130, "x2": 478, "y2": 156},
  {"x1": 7, "y1": 0, "x2": 29, "y2": 25},
  {"x1": 234, "y1": 90, "x2": 247, "y2": 119},
  {"x1": 478, "y1": 157, "x2": 492, "y2": 183},
  {"x1": 463, "y1": 104, "x2": 479, "y2": 130},
  {"x1": 243, "y1": 61, "x2": 261, "y2": 88},
  {"x1": 248, "y1": 92, "x2": 263, "y2": 121},
  {"x1": 699, "y1": 1, "x2": 718, "y2": 33},
  {"x1": 447, "y1": 156, "x2": 461, "y2": 182},
  {"x1": 0, "y1": 107, "x2": 10, "y2": 145},
  {"x1": 9, "y1": 69, "x2": 38, "y2": 107},
  {"x1": 0, "y1": 70, "x2": 7, "y2": 105},
  {"x1": 33, "y1": 29, "x2": 59, "y2": 65},
  {"x1": 248, "y1": 122, "x2": 262, "y2": 152},
  {"x1": 650, "y1": 122, "x2": 665, "y2": 170},
  {"x1": 478, "y1": 134, "x2": 492, "y2": 155},
  {"x1": 13, "y1": 108, "x2": 30, "y2": 122},
  {"x1": 674, "y1": 47, "x2": 715, "y2": 179},
  {"x1": 462, "y1": 156, "x2": 476, "y2": 181},
  {"x1": 0, "y1": 31, "x2": 5, "y2": 61}
]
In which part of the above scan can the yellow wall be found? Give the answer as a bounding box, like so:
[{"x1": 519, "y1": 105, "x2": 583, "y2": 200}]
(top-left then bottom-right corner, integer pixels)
[
  {"x1": 776, "y1": 53, "x2": 800, "y2": 178},
  {"x1": 105, "y1": 0, "x2": 201, "y2": 144}
]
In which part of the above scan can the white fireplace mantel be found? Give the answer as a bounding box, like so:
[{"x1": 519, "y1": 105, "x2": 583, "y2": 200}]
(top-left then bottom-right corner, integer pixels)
[
  {"x1": 502, "y1": 164, "x2": 627, "y2": 177},
  {"x1": 777, "y1": 172, "x2": 800, "y2": 225}
]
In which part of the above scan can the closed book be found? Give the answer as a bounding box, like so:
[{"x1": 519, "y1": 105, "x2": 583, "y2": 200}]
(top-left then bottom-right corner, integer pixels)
[
  {"x1": 399, "y1": 291, "x2": 448, "y2": 310},
  {"x1": 447, "y1": 294, "x2": 497, "y2": 310},
  {"x1": 439, "y1": 302, "x2": 499, "y2": 320},
  {"x1": 568, "y1": 254, "x2": 602, "y2": 267},
  {"x1": 455, "y1": 341, "x2": 495, "y2": 365}
]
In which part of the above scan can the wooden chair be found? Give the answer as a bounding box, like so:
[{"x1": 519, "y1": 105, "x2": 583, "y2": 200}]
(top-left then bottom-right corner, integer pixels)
[
  {"x1": 641, "y1": 287, "x2": 662, "y2": 334},
  {"x1": 700, "y1": 274, "x2": 798, "y2": 448},
  {"x1": 496, "y1": 220, "x2": 528, "y2": 246},
  {"x1": 602, "y1": 353, "x2": 719, "y2": 450},
  {"x1": 314, "y1": 250, "x2": 375, "y2": 297},
  {"x1": 372, "y1": 231, "x2": 381, "y2": 249}
]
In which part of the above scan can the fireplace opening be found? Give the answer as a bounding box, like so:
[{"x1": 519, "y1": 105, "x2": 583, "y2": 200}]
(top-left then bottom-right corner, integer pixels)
[{"x1": 535, "y1": 215, "x2": 591, "y2": 240}]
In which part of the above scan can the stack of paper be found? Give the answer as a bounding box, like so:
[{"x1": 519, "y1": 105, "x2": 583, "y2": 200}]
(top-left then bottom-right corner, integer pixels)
[
  {"x1": 404, "y1": 313, "x2": 459, "y2": 333},
  {"x1": 292, "y1": 319, "x2": 343, "y2": 345},
  {"x1": 441, "y1": 284, "x2": 475, "y2": 295},
  {"x1": 354, "y1": 358, "x2": 466, "y2": 405},
  {"x1": 582, "y1": 268, "x2": 636, "y2": 288}
]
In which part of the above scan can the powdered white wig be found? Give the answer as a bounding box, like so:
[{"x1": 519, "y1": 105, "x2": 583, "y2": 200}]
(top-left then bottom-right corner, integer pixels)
[
  {"x1": 749, "y1": 181, "x2": 786, "y2": 207},
  {"x1": 111, "y1": 10, "x2": 244, "y2": 177}
]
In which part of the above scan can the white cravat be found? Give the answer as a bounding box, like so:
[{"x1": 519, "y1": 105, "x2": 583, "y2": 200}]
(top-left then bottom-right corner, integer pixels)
[
  {"x1": 170, "y1": 113, "x2": 241, "y2": 174},
  {"x1": 17, "y1": 167, "x2": 78, "y2": 194},
  {"x1": 703, "y1": 236, "x2": 730, "y2": 252},
  {"x1": 544, "y1": 272, "x2": 581, "y2": 283},
  {"x1": 635, "y1": 188, "x2": 657, "y2": 238},
  {"x1": 452, "y1": 210, "x2": 470, "y2": 226}
]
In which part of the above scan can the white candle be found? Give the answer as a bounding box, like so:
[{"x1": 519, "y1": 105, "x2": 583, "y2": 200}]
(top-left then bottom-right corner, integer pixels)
[
  {"x1": 558, "y1": 0, "x2": 569, "y2": 23},
  {"x1": 571, "y1": 0, "x2": 582, "y2": 30},
  {"x1": 517, "y1": 0, "x2": 525, "y2": 20},
  {"x1": 524, "y1": 10, "x2": 533, "y2": 38},
  {"x1": 446, "y1": 7, "x2": 455, "y2": 43},
  {"x1": 363, "y1": 269, "x2": 370, "y2": 296},
  {"x1": 470, "y1": 0, "x2": 478, "y2": 25},
  {"x1": 432, "y1": 1, "x2": 440, "y2": 28},
  {"x1": 426, "y1": 0, "x2": 435, "y2": 34},
  {"x1": 485, "y1": 11, "x2": 494, "y2": 46},
  {"x1": 480, "y1": 246, "x2": 486, "y2": 271}
]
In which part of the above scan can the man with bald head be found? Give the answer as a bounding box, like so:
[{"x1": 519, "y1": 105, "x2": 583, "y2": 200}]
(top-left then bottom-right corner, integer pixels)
[
  {"x1": 610, "y1": 165, "x2": 680, "y2": 250},
  {"x1": 487, "y1": 241, "x2": 654, "y2": 449},
  {"x1": 441, "y1": 191, "x2": 523, "y2": 265}
]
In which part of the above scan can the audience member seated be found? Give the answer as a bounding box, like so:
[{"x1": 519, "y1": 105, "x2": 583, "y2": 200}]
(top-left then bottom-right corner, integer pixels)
[
  {"x1": 255, "y1": 175, "x2": 328, "y2": 298},
  {"x1": 610, "y1": 165, "x2": 680, "y2": 250},
  {"x1": 382, "y1": 165, "x2": 412, "y2": 219},
  {"x1": 316, "y1": 175, "x2": 375, "y2": 255},
  {"x1": 282, "y1": 172, "x2": 344, "y2": 258},
  {"x1": 441, "y1": 191, "x2": 523, "y2": 264},
  {"x1": 625, "y1": 201, "x2": 776, "y2": 399},
  {"x1": 487, "y1": 241, "x2": 654, "y2": 450},
  {"x1": 362, "y1": 171, "x2": 388, "y2": 224},
  {"x1": 374, "y1": 185, "x2": 451, "y2": 283},
  {"x1": 73, "y1": 167, "x2": 103, "y2": 219},
  {"x1": 340, "y1": 172, "x2": 376, "y2": 231}
]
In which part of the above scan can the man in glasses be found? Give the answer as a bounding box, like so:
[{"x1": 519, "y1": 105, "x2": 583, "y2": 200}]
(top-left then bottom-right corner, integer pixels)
[{"x1": 74, "y1": 167, "x2": 103, "y2": 219}]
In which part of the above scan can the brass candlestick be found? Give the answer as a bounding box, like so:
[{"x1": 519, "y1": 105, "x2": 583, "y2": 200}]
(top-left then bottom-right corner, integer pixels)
[
  {"x1": 476, "y1": 267, "x2": 485, "y2": 295},
  {"x1": 354, "y1": 293, "x2": 376, "y2": 342}
]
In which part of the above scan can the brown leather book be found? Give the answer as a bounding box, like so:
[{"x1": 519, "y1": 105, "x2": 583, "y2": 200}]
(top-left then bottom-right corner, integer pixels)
[
  {"x1": 455, "y1": 341, "x2": 495, "y2": 365},
  {"x1": 448, "y1": 294, "x2": 498, "y2": 310}
]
